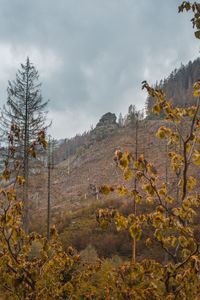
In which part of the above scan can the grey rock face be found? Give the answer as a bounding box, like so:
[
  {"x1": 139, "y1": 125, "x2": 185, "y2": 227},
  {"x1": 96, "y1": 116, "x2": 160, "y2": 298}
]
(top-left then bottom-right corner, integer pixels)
[
  {"x1": 89, "y1": 112, "x2": 118, "y2": 143},
  {"x1": 96, "y1": 112, "x2": 117, "y2": 127}
]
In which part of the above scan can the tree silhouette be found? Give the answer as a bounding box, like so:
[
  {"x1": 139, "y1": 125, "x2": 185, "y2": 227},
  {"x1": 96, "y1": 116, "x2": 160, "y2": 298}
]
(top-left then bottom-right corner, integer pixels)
[{"x1": 0, "y1": 57, "x2": 50, "y2": 232}]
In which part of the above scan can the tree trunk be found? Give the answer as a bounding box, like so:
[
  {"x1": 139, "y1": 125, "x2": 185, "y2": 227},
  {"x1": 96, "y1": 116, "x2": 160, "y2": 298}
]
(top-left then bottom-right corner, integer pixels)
[
  {"x1": 133, "y1": 117, "x2": 138, "y2": 263},
  {"x1": 23, "y1": 67, "x2": 29, "y2": 234}
]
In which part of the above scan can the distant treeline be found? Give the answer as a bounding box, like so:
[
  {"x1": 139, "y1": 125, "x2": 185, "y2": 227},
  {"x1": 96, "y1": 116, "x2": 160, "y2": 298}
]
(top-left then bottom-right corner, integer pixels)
[
  {"x1": 145, "y1": 58, "x2": 200, "y2": 118},
  {"x1": 53, "y1": 132, "x2": 90, "y2": 164}
]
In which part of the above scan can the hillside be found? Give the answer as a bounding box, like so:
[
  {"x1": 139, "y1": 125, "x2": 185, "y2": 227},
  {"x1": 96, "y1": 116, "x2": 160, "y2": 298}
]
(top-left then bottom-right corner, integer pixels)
[
  {"x1": 146, "y1": 57, "x2": 200, "y2": 118},
  {"x1": 13, "y1": 57, "x2": 199, "y2": 262},
  {"x1": 23, "y1": 58, "x2": 200, "y2": 261},
  {"x1": 29, "y1": 119, "x2": 163, "y2": 215},
  {"x1": 26, "y1": 114, "x2": 200, "y2": 261}
]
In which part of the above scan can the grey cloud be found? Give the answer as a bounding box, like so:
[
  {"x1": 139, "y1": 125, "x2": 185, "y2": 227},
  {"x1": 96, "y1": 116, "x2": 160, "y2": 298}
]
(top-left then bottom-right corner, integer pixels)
[{"x1": 0, "y1": 0, "x2": 199, "y2": 138}]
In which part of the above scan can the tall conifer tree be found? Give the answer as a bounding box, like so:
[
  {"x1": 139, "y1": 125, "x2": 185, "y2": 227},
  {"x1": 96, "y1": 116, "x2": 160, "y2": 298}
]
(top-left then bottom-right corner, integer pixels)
[{"x1": 0, "y1": 57, "x2": 50, "y2": 232}]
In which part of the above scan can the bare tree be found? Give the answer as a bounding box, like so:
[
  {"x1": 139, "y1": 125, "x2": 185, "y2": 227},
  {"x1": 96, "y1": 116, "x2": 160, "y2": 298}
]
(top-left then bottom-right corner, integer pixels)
[{"x1": 0, "y1": 57, "x2": 50, "y2": 232}]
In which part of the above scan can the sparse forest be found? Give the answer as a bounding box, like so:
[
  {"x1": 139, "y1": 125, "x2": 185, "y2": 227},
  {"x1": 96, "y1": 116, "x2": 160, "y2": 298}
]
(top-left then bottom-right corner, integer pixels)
[
  {"x1": 1, "y1": 1, "x2": 200, "y2": 299},
  {"x1": 145, "y1": 58, "x2": 200, "y2": 118}
]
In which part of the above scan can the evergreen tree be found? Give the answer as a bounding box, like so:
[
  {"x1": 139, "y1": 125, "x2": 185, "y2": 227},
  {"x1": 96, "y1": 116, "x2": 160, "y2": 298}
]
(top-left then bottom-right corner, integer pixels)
[{"x1": 0, "y1": 57, "x2": 50, "y2": 232}]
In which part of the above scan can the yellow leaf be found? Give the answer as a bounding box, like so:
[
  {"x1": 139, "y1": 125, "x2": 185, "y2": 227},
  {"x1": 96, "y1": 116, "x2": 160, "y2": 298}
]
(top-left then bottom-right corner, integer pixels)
[
  {"x1": 123, "y1": 168, "x2": 133, "y2": 181},
  {"x1": 119, "y1": 157, "x2": 128, "y2": 169},
  {"x1": 179, "y1": 236, "x2": 187, "y2": 247},
  {"x1": 99, "y1": 185, "x2": 114, "y2": 195},
  {"x1": 146, "y1": 197, "x2": 154, "y2": 205},
  {"x1": 2, "y1": 168, "x2": 11, "y2": 181},
  {"x1": 156, "y1": 128, "x2": 165, "y2": 139},
  {"x1": 142, "y1": 183, "x2": 155, "y2": 196},
  {"x1": 193, "y1": 89, "x2": 200, "y2": 97},
  {"x1": 136, "y1": 170, "x2": 144, "y2": 180},
  {"x1": 188, "y1": 106, "x2": 197, "y2": 116},
  {"x1": 195, "y1": 30, "x2": 200, "y2": 39},
  {"x1": 186, "y1": 176, "x2": 196, "y2": 191},
  {"x1": 163, "y1": 238, "x2": 171, "y2": 248},
  {"x1": 193, "y1": 149, "x2": 200, "y2": 165},
  {"x1": 147, "y1": 162, "x2": 157, "y2": 175},
  {"x1": 194, "y1": 80, "x2": 200, "y2": 89},
  {"x1": 158, "y1": 185, "x2": 167, "y2": 197},
  {"x1": 135, "y1": 194, "x2": 142, "y2": 203},
  {"x1": 172, "y1": 208, "x2": 180, "y2": 216},
  {"x1": 181, "y1": 248, "x2": 190, "y2": 259},
  {"x1": 156, "y1": 126, "x2": 171, "y2": 139},
  {"x1": 154, "y1": 229, "x2": 163, "y2": 241},
  {"x1": 169, "y1": 132, "x2": 179, "y2": 144},
  {"x1": 152, "y1": 104, "x2": 161, "y2": 114},
  {"x1": 130, "y1": 188, "x2": 137, "y2": 198},
  {"x1": 165, "y1": 196, "x2": 173, "y2": 203},
  {"x1": 185, "y1": 2, "x2": 191, "y2": 11},
  {"x1": 117, "y1": 185, "x2": 128, "y2": 196},
  {"x1": 168, "y1": 236, "x2": 177, "y2": 248},
  {"x1": 178, "y1": 178, "x2": 183, "y2": 187},
  {"x1": 186, "y1": 142, "x2": 191, "y2": 152},
  {"x1": 146, "y1": 238, "x2": 153, "y2": 247},
  {"x1": 17, "y1": 176, "x2": 25, "y2": 185},
  {"x1": 182, "y1": 199, "x2": 190, "y2": 210},
  {"x1": 115, "y1": 215, "x2": 128, "y2": 231},
  {"x1": 156, "y1": 206, "x2": 165, "y2": 215},
  {"x1": 129, "y1": 224, "x2": 142, "y2": 240}
]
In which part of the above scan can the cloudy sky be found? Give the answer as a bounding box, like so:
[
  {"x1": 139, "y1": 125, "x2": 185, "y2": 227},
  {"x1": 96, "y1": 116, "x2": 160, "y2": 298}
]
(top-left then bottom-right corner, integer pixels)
[{"x1": 0, "y1": 0, "x2": 199, "y2": 139}]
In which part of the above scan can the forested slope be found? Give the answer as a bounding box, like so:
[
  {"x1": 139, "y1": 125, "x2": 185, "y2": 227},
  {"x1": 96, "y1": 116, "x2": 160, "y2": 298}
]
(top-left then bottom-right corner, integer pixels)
[{"x1": 146, "y1": 58, "x2": 200, "y2": 118}]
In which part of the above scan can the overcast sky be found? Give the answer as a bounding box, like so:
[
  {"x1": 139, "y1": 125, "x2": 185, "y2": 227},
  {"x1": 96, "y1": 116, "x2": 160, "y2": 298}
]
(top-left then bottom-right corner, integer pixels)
[{"x1": 0, "y1": 0, "x2": 199, "y2": 139}]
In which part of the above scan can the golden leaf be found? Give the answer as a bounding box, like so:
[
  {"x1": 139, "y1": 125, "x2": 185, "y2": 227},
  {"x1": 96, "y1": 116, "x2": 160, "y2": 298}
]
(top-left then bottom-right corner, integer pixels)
[
  {"x1": 123, "y1": 168, "x2": 133, "y2": 181},
  {"x1": 99, "y1": 185, "x2": 114, "y2": 195}
]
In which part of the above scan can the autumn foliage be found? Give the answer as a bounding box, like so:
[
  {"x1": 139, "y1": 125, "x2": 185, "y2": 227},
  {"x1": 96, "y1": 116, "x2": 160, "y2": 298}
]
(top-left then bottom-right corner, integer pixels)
[{"x1": 1, "y1": 2, "x2": 200, "y2": 299}]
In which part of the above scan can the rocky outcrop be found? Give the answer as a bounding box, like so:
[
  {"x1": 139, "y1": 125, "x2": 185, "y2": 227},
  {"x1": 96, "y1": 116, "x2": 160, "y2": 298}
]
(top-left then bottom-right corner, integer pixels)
[
  {"x1": 96, "y1": 112, "x2": 117, "y2": 128},
  {"x1": 89, "y1": 112, "x2": 118, "y2": 143}
]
